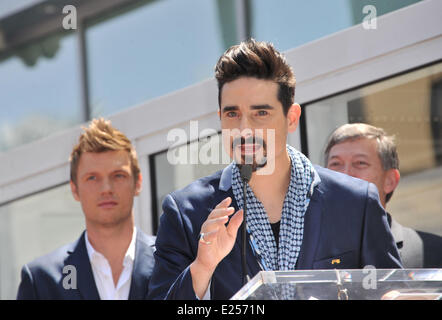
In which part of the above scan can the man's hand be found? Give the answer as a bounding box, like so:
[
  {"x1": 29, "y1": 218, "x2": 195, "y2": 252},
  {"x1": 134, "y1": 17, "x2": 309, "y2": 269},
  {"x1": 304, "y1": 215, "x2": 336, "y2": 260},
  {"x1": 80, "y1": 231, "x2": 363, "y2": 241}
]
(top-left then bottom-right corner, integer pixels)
[{"x1": 190, "y1": 197, "x2": 243, "y2": 299}]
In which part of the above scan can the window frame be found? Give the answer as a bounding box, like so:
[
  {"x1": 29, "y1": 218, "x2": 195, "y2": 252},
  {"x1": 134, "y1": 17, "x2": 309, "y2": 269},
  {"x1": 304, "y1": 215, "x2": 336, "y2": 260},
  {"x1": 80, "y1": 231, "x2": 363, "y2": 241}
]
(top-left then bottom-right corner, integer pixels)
[{"x1": 0, "y1": 0, "x2": 440, "y2": 236}]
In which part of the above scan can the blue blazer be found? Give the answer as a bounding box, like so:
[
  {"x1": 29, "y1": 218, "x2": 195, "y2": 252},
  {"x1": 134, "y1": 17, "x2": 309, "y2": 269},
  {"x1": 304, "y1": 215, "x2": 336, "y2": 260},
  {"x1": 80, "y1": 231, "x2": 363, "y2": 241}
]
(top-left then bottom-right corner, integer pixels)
[
  {"x1": 17, "y1": 229, "x2": 156, "y2": 300},
  {"x1": 148, "y1": 164, "x2": 402, "y2": 300}
]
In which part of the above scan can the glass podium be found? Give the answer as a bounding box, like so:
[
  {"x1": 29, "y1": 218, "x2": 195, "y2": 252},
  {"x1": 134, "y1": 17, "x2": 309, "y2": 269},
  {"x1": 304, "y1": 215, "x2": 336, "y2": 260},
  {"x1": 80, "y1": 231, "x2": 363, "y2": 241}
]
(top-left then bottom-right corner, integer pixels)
[{"x1": 231, "y1": 269, "x2": 442, "y2": 300}]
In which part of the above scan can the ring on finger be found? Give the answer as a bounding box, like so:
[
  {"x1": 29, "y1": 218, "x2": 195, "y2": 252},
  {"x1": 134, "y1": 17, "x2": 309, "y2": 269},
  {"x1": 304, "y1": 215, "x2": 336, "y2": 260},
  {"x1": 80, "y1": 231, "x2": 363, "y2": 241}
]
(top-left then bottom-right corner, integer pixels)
[{"x1": 199, "y1": 232, "x2": 212, "y2": 245}]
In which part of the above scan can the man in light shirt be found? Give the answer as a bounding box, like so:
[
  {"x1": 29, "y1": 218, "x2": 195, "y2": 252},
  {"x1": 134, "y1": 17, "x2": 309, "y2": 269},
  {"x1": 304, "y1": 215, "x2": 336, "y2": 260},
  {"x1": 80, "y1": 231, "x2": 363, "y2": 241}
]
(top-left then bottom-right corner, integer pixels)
[{"x1": 17, "y1": 118, "x2": 155, "y2": 300}]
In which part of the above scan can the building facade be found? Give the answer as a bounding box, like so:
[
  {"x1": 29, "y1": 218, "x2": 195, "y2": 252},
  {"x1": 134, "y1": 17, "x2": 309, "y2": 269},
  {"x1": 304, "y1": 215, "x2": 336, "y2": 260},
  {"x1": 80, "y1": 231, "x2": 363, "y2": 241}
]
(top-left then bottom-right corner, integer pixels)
[{"x1": 0, "y1": 0, "x2": 441, "y2": 299}]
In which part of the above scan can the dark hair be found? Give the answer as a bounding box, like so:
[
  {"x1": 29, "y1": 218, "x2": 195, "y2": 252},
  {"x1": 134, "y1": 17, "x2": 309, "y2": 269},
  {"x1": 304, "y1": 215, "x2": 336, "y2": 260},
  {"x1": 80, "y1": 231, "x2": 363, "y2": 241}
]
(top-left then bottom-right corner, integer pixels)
[
  {"x1": 324, "y1": 123, "x2": 399, "y2": 203},
  {"x1": 215, "y1": 39, "x2": 295, "y2": 115}
]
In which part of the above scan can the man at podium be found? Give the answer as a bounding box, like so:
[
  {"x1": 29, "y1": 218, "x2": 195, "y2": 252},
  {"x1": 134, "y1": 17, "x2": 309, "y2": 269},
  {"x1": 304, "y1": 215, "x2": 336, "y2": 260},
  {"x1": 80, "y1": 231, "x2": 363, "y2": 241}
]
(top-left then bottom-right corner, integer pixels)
[{"x1": 148, "y1": 39, "x2": 402, "y2": 300}]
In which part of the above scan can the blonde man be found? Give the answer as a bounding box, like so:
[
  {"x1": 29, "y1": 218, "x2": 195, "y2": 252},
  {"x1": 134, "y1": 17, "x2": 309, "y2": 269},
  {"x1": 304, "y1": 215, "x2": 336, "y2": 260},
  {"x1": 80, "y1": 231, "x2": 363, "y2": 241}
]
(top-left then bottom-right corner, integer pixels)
[{"x1": 17, "y1": 118, "x2": 155, "y2": 300}]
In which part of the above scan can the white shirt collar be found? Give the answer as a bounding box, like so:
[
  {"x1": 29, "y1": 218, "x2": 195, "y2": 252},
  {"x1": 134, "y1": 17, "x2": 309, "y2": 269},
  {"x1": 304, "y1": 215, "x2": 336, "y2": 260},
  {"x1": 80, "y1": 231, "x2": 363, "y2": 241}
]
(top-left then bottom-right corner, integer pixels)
[{"x1": 310, "y1": 166, "x2": 321, "y2": 197}]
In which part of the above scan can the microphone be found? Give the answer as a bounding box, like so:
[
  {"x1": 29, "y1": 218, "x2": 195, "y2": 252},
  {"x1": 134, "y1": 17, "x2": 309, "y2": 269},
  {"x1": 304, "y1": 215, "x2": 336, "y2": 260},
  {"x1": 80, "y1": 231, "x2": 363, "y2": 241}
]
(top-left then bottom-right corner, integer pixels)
[
  {"x1": 240, "y1": 164, "x2": 252, "y2": 285},
  {"x1": 240, "y1": 164, "x2": 253, "y2": 182}
]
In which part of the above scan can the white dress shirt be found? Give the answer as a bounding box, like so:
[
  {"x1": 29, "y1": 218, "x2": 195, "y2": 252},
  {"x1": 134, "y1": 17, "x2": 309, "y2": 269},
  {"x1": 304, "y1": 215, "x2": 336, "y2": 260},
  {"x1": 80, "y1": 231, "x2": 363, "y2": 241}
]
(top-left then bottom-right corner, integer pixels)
[{"x1": 85, "y1": 227, "x2": 137, "y2": 300}]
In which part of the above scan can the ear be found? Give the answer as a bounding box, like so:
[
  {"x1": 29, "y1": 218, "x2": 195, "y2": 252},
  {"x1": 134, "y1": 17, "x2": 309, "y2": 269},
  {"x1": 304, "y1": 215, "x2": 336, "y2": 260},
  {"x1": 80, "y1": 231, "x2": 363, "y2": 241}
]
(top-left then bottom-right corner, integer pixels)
[
  {"x1": 218, "y1": 108, "x2": 221, "y2": 119},
  {"x1": 287, "y1": 104, "x2": 301, "y2": 133},
  {"x1": 383, "y1": 168, "x2": 400, "y2": 195},
  {"x1": 134, "y1": 173, "x2": 143, "y2": 196},
  {"x1": 70, "y1": 180, "x2": 80, "y2": 202}
]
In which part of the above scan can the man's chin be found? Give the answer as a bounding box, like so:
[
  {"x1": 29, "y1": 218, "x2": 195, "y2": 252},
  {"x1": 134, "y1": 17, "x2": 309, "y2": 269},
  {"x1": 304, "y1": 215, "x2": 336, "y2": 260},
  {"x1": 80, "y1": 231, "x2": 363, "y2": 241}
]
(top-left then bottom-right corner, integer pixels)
[
  {"x1": 237, "y1": 159, "x2": 268, "y2": 173},
  {"x1": 87, "y1": 213, "x2": 132, "y2": 229}
]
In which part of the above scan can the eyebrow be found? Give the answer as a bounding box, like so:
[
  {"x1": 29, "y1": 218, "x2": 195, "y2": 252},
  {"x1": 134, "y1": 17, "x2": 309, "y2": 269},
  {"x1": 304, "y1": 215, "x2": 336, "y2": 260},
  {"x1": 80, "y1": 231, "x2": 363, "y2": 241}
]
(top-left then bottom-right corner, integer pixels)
[
  {"x1": 251, "y1": 104, "x2": 274, "y2": 110},
  {"x1": 221, "y1": 106, "x2": 238, "y2": 113},
  {"x1": 80, "y1": 169, "x2": 129, "y2": 178},
  {"x1": 328, "y1": 154, "x2": 370, "y2": 160},
  {"x1": 221, "y1": 104, "x2": 275, "y2": 113}
]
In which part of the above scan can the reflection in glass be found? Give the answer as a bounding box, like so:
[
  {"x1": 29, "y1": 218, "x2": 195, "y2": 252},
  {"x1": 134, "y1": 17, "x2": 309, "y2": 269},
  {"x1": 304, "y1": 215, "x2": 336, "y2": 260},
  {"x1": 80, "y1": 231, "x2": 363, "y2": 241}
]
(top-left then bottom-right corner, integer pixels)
[
  {"x1": 305, "y1": 62, "x2": 442, "y2": 236},
  {"x1": 0, "y1": 32, "x2": 82, "y2": 152},
  {"x1": 152, "y1": 133, "x2": 228, "y2": 232},
  {"x1": 0, "y1": 184, "x2": 84, "y2": 299},
  {"x1": 249, "y1": 0, "x2": 421, "y2": 52},
  {"x1": 231, "y1": 269, "x2": 442, "y2": 300},
  {"x1": 86, "y1": 0, "x2": 227, "y2": 118}
]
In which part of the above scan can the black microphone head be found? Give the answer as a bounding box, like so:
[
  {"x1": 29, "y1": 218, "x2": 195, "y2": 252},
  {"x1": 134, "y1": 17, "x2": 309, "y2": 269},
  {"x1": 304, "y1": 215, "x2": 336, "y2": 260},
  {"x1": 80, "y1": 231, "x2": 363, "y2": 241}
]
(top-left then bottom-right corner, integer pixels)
[{"x1": 239, "y1": 164, "x2": 253, "y2": 182}]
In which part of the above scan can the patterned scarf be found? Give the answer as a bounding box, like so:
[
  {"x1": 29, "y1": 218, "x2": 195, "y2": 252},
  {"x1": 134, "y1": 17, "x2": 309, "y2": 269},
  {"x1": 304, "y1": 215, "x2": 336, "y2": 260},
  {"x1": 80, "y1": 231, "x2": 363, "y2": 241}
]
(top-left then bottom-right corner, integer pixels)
[{"x1": 232, "y1": 144, "x2": 315, "y2": 271}]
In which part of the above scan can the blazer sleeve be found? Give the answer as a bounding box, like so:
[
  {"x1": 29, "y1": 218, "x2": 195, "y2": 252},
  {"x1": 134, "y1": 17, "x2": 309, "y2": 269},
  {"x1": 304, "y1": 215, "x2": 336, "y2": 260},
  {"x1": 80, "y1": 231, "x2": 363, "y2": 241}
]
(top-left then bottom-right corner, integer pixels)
[
  {"x1": 16, "y1": 264, "x2": 38, "y2": 300},
  {"x1": 361, "y1": 183, "x2": 403, "y2": 269},
  {"x1": 147, "y1": 194, "x2": 199, "y2": 300}
]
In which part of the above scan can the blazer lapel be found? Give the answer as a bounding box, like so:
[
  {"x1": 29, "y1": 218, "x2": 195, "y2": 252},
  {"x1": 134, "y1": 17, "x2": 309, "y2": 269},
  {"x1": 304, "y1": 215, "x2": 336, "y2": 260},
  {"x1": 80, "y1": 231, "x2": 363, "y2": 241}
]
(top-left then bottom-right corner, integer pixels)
[
  {"x1": 66, "y1": 231, "x2": 100, "y2": 300},
  {"x1": 128, "y1": 230, "x2": 155, "y2": 300},
  {"x1": 296, "y1": 185, "x2": 324, "y2": 270}
]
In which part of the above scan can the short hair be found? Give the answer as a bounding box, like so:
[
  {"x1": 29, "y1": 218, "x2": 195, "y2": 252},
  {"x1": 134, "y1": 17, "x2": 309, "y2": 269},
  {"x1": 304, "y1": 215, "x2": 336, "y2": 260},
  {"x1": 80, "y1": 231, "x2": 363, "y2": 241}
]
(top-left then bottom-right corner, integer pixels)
[
  {"x1": 324, "y1": 123, "x2": 399, "y2": 203},
  {"x1": 214, "y1": 39, "x2": 295, "y2": 116},
  {"x1": 69, "y1": 118, "x2": 140, "y2": 185}
]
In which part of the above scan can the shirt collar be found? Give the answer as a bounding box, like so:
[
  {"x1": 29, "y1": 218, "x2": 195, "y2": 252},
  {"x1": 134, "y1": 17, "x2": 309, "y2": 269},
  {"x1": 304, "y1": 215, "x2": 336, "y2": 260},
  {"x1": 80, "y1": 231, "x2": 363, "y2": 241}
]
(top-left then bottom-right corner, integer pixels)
[
  {"x1": 219, "y1": 162, "x2": 234, "y2": 191},
  {"x1": 310, "y1": 166, "x2": 321, "y2": 197},
  {"x1": 124, "y1": 227, "x2": 137, "y2": 266},
  {"x1": 85, "y1": 226, "x2": 137, "y2": 267}
]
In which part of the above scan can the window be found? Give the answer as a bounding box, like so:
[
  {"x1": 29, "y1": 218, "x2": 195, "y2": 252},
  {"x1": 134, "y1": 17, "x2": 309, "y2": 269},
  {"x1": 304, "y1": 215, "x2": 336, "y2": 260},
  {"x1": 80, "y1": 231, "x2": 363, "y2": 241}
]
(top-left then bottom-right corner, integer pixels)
[
  {"x1": 86, "y1": 0, "x2": 229, "y2": 117},
  {"x1": 0, "y1": 31, "x2": 82, "y2": 152},
  {"x1": 250, "y1": 0, "x2": 422, "y2": 52},
  {"x1": 0, "y1": 184, "x2": 84, "y2": 299},
  {"x1": 305, "y1": 61, "x2": 442, "y2": 236},
  {"x1": 151, "y1": 132, "x2": 228, "y2": 232}
]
